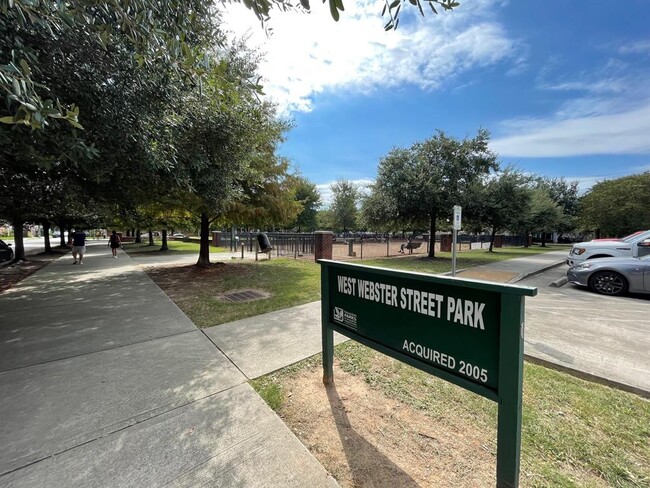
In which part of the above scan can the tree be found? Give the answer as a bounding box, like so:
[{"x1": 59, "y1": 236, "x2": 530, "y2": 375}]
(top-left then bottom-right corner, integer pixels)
[
  {"x1": 0, "y1": 11, "x2": 195, "y2": 260},
  {"x1": 579, "y1": 172, "x2": 650, "y2": 236},
  {"x1": 316, "y1": 209, "x2": 336, "y2": 230},
  {"x1": 1, "y1": 0, "x2": 459, "y2": 129},
  {"x1": 536, "y1": 177, "x2": 579, "y2": 238},
  {"x1": 289, "y1": 176, "x2": 321, "y2": 232},
  {"x1": 170, "y1": 41, "x2": 292, "y2": 267},
  {"x1": 468, "y1": 168, "x2": 531, "y2": 252},
  {"x1": 330, "y1": 180, "x2": 359, "y2": 234},
  {"x1": 361, "y1": 183, "x2": 400, "y2": 233},
  {"x1": 524, "y1": 188, "x2": 563, "y2": 247},
  {"x1": 370, "y1": 129, "x2": 498, "y2": 257},
  {"x1": 0, "y1": 0, "x2": 220, "y2": 130}
]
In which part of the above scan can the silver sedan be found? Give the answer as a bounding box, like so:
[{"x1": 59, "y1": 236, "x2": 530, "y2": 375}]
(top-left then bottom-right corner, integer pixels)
[{"x1": 567, "y1": 255, "x2": 650, "y2": 296}]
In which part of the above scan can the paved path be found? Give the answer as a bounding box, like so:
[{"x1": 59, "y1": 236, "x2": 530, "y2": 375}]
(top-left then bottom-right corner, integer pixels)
[
  {"x1": 518, "y1": 265, "x2": 650, "y2": 395},
  {"x1": 0, "y1": 242, "x2": 337, "y2": 487}
]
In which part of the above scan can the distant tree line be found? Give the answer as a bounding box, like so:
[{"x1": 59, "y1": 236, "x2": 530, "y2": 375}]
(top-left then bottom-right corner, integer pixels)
[{"x1": 314, "y1": 132, "x2": 649, "y2": 256}]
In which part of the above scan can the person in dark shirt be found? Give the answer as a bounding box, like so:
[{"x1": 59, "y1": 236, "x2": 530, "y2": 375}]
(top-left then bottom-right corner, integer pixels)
[
  {"x1": 108, "y1": 230, "x2": 121, "y2": 258},
  {"x1": 69, "y1": 229, "x2": 87, "y2": 264}
]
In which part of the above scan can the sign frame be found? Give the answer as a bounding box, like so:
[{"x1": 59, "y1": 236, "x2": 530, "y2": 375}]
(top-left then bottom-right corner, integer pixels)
[{"x1": 320, "y1": 259, "x2": 537, "y2": 488}]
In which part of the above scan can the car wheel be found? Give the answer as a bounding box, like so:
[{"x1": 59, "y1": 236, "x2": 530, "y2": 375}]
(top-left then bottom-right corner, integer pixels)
[{"x1": 588, "y1": 271, "x2": 628, "y2": 296}]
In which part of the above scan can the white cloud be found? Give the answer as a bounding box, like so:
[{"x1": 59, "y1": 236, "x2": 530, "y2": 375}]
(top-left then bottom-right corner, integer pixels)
[
  {"x1": 316, "y1": 178, "x2": 374, "y2": 207},
  {"x1": 619, "y1": 40, "x2": 650, "y2": 55},
  {"x1": 221, "y1": 0, "x2": 519, "y2": 114},
  {"x1": 491, "y1": 102, "x2": 650, "y2": 157},
  {"x1": 567, "y1": 166, "x2": 650, "y2": 194}
]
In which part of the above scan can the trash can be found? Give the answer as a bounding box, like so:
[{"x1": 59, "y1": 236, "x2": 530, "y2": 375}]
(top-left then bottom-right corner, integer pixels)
[{"x1": 257, "y1": 233, "x2": 273, "y2": 253}]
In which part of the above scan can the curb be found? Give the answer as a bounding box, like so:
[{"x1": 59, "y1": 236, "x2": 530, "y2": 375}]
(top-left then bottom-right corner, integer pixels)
[
  {"x1": 508, "y1": 260, "x2": 566, "y2": 283},
  {"x1": 549, "y1": 276, "x2": 568, "y2": 288},
  {"x1": 524, "y1": 354, "x2": 650, "y2": 399}
]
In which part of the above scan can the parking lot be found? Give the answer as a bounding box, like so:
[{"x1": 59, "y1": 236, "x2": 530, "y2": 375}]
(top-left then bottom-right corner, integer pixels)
[{"x1": 519, "y1": 265, "x2": 650, "y2": 394}]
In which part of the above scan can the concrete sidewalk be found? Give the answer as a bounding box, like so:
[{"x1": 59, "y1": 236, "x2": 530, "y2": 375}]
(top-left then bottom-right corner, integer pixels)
[
  {"x1": 455, "y1": 249, "x2": 567, "y2": 283},
  {"x1": 0, "y1": 242, "x2": 337, "y2": 487}
]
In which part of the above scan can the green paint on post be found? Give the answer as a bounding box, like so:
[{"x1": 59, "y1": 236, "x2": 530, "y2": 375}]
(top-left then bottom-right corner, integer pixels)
[{"x1": 319, "y1": 260, "x2": 536, "y2": 488}]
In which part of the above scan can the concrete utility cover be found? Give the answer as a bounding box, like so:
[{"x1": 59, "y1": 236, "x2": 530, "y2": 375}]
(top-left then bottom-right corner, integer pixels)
[{"x1": 220, "y1": 289, "x2": 270, "y2": 302}]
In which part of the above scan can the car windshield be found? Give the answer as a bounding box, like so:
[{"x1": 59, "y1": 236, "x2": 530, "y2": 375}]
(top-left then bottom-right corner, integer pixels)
[{"x1": 622, "y1": 231, "x2": 648, "y2": 242}]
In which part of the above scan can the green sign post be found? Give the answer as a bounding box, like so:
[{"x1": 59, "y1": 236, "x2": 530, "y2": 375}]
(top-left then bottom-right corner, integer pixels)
[{"x1": 319, "y1": 260, "x2": 537, "y2": 488}]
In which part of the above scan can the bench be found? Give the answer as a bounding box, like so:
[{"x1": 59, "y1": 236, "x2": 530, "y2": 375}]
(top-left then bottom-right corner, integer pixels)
[{"x1": 400, "y1": 241, "x2": 422, "y2": 254}]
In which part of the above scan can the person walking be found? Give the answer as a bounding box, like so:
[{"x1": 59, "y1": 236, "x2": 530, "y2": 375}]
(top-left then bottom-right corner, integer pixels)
[
  {"x1": 109, "y1": 230, "x2": 121, "y2": 258},
  {"x1": 69, "y1": 229, "x2": 87, "y2": 264}
]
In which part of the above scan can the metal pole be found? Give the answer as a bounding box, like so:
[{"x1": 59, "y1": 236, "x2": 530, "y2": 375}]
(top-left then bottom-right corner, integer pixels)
[
  {"x1": 496, "y1": 293, "x2": 525, "y2": 487},
  {"x1": 321, "y1": 264, "x2": 334, "y2": 385},
  {"x1": 452, "y1": 229, "x2": 458, "y2": 276}
]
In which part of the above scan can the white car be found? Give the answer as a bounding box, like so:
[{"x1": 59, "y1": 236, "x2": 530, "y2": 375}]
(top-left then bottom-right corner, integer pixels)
[{"x1": 566, "y1": 230, "x2": 650, "y2": 266}]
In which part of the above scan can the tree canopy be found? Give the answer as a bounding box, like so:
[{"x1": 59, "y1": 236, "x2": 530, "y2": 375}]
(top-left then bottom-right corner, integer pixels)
[
  {"x1": 330, "y1": 179, "x2": 360, "y2": 233},
  {"x1": 367, "y1": 129, "x2": 498, "y2": 257},
  {"x1": 579, "y1": 172, "x2": 650, "y2": 236},
  {"x1": 1, "y1": 0, "x2": 459, "y2": 130}
]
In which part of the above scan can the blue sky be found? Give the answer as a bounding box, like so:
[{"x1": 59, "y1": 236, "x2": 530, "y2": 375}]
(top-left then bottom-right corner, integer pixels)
[{"x1": 223, "y1": 0, "x2": 650, "y2": 204}]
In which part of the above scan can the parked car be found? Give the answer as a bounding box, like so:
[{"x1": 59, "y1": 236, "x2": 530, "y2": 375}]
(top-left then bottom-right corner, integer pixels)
[
  {"x1": 172, "y1": 233, "x2": 186, "y2": 238},
  {"x1": 0, "y1": 239, "x2": 14, "y2": 262},
  {"x1": 566, "y1": 230, "x2": 650, "y2": 266},
  {"x1": 590, "y1": 230, "x2": 646, "y2": 242},
  {"x1": 567, "y1": 255, "x2": 650, "y2": 296}
]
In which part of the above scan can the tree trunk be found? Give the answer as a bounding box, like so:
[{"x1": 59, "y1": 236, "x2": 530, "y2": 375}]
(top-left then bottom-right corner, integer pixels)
[
  {"x1": 523, "y1": 230, "x2": 530, "y2": 248},
  {"x1": 427, "y1": 213, "x2": 437, "y2": 258},
  {"x1": 541, "y1": 232, "x2": 547, "y2": 247},
  {"x1": 135, "y1": 228, "x2": 142, "y2": 244},
  {"x1": 148, "y1": 230, "x2": 154, "y2": 246},
  {"x1": 160, "y1": 230, "x2": 169, "y2": 251},
  {"x1": 11, "y1": 218, "x2": 26, "y2": 262},
  {"x1": 43, "y1": 222, "x2": 52, "y2": 253},
  {"x1": 58, "y1": 221, "x2": 66, "y2": 247},
  {"x1": 488, "y1": 228, "x2": 497, "y2": 253},
  {"x1": 196, "y1": 212, "x2": 211, "y2": 267}
]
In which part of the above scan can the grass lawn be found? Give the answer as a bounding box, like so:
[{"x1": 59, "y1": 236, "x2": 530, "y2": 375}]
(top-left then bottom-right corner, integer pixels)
[
  {"x1": 144, "y1": 246, "x2": 565, "y2": 328},
  {"x1": 122, "y1": 239, "x2": 227, "y2": 254},
  {"x1": 252, "y1": 342, "x2": 650, "y2": 487},
  {"x1": 146, "y1": 259, "x2": 321, "y2": 327},
  {"x1": 362, "y1": 245, "x2": 570, "y2": 274}
]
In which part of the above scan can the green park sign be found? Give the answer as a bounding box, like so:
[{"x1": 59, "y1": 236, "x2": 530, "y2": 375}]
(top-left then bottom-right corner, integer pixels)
[{"x1": 319, "y1": 260, "x2": 537, "y2": 488}]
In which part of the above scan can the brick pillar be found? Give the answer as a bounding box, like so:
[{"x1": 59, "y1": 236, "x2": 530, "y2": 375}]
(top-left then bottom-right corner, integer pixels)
[
  {"x1": 440, "y1": 234, "x2": 452, "y2": 252},
  {"x1": 211, "y1": 231, "x2": 222, "y2": 247},
  {"x1": 494, "y1": 235, "x2": 503, "y2": 248},
  {"x1": 315, "y1": 231, "x2": 334, "y2": 262}
]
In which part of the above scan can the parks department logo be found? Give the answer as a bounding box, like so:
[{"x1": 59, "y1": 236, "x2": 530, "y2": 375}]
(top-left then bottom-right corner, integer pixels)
[{"x1": 333, "y1": 307, "x2": 357, "y2": 330}]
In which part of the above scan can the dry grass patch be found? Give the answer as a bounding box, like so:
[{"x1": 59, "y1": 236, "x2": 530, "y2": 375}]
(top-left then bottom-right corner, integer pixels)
[{"x1": 252, "y1": 342, "x2": 650, "y2": 488}]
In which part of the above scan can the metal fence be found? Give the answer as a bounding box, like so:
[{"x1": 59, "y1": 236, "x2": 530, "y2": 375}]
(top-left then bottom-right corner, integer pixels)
[
  {"x1": 221, "y1": 232, "x2": 316, "y2": 257},
  {"x1": 217, "y1": 232, "x2": 528, "y2": 260}
]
